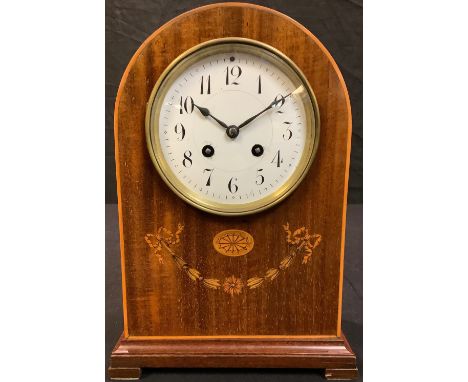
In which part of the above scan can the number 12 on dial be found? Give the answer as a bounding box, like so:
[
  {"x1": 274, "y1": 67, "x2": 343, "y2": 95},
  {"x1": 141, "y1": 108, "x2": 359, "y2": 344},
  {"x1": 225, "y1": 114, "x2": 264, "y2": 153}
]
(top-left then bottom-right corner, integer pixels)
[{"x1": 146, "y1": 38, "x2": 319, "y2": 216}]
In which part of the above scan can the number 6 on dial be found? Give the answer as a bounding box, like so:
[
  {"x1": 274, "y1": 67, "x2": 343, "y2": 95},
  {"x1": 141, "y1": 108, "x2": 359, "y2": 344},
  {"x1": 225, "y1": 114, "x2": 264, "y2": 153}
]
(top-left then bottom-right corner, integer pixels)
[{"x1": 146, "y1": 38, "x2": 320, "y2": 216}]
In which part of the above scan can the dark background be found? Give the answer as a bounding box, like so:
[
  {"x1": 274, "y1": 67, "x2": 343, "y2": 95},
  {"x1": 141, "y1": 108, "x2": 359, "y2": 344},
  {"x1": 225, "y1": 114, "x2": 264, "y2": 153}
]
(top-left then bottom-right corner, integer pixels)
[
  {"x1": 105, "y1": 1, "x2": 362, "y2": 380},
  {"x1": 105, "y1": 0, "x2": 363, "y2": 204}
]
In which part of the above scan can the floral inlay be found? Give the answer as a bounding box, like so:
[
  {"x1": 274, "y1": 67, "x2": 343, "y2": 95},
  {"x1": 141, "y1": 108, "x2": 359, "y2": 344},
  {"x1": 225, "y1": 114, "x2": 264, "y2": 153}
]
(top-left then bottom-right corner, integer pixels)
[
  {"x1": 213, "y1": 229, "x2": 254, "y2": 257},
  {"x1": 144, "y1": 223, "x2": 321, "y2": 296},
  {"x1": 223, "y1": 275, "x2": 244, "y2": 296}
]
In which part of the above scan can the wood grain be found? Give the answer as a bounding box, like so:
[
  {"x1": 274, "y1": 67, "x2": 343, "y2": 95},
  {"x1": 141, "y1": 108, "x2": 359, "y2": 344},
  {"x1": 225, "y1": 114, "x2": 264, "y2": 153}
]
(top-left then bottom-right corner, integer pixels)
[
  {"x1": 109, "y1": 333, "x2": 357, "y2": 379},
  {"x1": 114, "y1": 1, "x2": 351, "y2": 340}
]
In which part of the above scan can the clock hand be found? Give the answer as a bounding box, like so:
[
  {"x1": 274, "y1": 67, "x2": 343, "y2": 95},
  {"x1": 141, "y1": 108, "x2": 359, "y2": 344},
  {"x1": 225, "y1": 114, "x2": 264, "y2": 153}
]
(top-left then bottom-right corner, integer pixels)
[
  {"x1": 194, "y1": 104, "x2": 229, "y2": 130},
  {"x1": 237, "y1": 93, "x2": 292, "y2": 129}
]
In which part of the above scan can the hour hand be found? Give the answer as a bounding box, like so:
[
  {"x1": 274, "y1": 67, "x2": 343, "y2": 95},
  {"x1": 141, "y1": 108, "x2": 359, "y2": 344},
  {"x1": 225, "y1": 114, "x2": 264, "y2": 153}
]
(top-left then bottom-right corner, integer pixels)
[{"x1": 194, "y1": 104, "x2": 228, "y2": 129}]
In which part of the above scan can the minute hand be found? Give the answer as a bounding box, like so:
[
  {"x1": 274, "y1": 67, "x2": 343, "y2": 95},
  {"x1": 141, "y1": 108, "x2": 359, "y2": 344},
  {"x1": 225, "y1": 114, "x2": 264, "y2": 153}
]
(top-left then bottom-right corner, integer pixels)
[{"x1": 237, "y1": 93, "x2": 291, "y2": 129}]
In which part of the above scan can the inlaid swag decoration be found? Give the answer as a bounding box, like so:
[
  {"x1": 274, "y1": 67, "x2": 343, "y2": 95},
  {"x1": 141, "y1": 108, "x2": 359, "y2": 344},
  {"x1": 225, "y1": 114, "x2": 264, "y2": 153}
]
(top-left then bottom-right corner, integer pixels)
[{"x1": 144, "y1": 223, "x2": 321, "y2": 296}]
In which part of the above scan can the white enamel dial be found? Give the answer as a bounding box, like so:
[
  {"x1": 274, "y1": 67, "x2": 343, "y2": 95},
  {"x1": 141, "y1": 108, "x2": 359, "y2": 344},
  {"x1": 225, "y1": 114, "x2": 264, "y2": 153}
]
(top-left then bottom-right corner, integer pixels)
[{"x1": 146, "y1": 39, "x2": 319, "y2": 215}]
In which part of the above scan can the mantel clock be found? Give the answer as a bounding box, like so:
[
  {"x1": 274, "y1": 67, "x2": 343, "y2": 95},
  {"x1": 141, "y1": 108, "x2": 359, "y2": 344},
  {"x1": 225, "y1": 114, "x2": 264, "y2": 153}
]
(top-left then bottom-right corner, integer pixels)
[{"x1": 109, "y1": 3, "x2": 357, "y2": 380}]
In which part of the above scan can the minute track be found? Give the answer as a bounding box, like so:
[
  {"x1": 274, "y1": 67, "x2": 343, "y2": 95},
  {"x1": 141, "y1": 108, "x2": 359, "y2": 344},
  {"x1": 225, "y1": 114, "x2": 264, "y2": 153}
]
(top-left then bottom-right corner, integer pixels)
[{"x1": 148, "y1": 39, "x2": 317, "y2": 214}]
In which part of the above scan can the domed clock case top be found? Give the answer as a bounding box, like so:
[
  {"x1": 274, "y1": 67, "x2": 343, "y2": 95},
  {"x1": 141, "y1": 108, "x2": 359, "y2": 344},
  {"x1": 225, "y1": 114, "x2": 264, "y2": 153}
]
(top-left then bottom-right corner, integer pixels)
[{"x1": 109, "y1": 3, "x2": 357, "y2": 380}]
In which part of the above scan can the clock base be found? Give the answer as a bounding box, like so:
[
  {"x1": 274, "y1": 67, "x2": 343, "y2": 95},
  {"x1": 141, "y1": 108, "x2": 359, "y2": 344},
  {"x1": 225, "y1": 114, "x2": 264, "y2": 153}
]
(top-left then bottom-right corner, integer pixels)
[
  {"x1": 108, "y1": 367, "x2": 141, "y2": 380},
  {"x1": 108, "y1": 333, "x2": 358, "y2": 380}
]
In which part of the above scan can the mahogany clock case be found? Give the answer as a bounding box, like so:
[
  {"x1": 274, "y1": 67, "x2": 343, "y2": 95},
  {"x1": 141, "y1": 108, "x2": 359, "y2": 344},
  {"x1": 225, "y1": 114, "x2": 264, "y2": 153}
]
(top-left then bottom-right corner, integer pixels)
[
  {"x1": 105, "y1": 0, "x2": 363, "y2": 205},
  {"x1": 105, "y1": 204, "x2": 363, "y2": 381},
  {"x1": 107, "y1": 1, "x2": 362, "y2": 380}
]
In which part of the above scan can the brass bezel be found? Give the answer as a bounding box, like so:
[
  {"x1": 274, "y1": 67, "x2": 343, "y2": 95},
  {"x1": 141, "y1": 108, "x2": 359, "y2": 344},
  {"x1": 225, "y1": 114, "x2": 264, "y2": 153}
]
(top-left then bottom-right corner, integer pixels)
[{"x1": 145, "y1": 37, "x2": 320, "y2": 216}]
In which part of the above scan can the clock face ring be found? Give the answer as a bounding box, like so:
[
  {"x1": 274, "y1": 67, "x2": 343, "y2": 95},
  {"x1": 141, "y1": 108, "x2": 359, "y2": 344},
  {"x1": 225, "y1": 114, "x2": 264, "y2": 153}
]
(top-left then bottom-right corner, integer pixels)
[{"x1": 146, "y1": 37, "x2": 320, "y2": 216}]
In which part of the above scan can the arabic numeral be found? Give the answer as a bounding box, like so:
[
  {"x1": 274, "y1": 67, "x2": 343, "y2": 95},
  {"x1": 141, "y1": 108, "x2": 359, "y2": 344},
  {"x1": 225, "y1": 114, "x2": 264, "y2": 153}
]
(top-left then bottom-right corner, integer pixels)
[
  {"x1": 200, "y1": 75, "x2": 211, "y2": 94},
  {"x1": 179, "y1": 96, "x2": 194, "y2": 114},
  {"x1": 204, "y1": 168, "x2": 214, "y2": 186},
  {"x1": 174, "y1": 123, "x2": 185, "y2": 140},
  {"x1": 282, "y1": 122, "x2": 292, "y2": 140},
  {"x1": 271, "y1": 150, "x2": 283, "y2": 167},
  {"x1": 228, "y1": 177, "x2": 238, "y2": 193},
  {"x1": 182, "y1": 150, "x2": 192, "y2": 167},
  {"x1": 225, "y1": 65, "x2": 242, "y2": 85},
  {"x1": 273, "y1": 94, "x2": 286, "y2": 113},
  {"x1": 256, "y1": 169, "x2": 264, "y2": 185}
]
